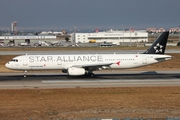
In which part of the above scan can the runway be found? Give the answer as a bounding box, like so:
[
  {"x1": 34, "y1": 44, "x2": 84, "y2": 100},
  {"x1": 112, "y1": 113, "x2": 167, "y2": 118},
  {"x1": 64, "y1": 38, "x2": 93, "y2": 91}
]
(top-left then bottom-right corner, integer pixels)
[{"x1": 0, "y1": 70, "x2": 180, "y2": 89}]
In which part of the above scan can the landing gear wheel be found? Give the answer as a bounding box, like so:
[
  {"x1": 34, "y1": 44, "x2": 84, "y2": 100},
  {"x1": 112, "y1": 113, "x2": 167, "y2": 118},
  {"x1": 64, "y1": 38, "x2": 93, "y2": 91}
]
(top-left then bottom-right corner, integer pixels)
[
  {"x1": 90, "y1": 73, "x2": 94, "y2": 78},
  {"x1": 85, "y1": 71, "x2": 95, "y2": 77},
  {"x1": 24, "y1": 70, "x2": 27, "y2": 78}
]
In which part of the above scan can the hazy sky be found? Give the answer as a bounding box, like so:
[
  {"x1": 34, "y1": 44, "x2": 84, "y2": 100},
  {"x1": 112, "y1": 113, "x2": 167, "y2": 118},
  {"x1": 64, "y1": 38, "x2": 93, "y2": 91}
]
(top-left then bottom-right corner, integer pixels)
[{"x1": 0, "y1": 0, "x2": 180, "y2": 30}]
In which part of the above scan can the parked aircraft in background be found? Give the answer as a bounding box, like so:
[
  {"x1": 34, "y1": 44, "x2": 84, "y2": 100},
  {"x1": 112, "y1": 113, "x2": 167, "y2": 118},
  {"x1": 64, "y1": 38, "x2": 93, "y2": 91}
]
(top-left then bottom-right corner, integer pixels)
[
  {"x1": 40, "y1": 31, "x2": 63, "y2": 35},
  {"x1": 33, "y1": 40, "x2": 49, "y2": 47},
  {"x1": 5, "y1": 32, "x2": 171, "y2": 77}
]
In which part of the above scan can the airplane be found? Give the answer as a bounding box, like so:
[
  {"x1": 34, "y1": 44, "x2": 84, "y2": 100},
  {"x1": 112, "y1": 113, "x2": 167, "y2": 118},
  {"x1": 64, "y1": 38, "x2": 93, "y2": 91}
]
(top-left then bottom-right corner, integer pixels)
[{"x1": 5, "y1": 31, "x2": 171, "y2": 77}]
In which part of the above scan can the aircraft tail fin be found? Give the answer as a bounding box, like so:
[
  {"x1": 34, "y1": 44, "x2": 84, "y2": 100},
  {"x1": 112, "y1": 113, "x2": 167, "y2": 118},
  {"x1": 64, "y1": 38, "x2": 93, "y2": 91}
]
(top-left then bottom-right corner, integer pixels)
[{"x1": 143, "y1": 31, "x2": 169, "y2": 54}]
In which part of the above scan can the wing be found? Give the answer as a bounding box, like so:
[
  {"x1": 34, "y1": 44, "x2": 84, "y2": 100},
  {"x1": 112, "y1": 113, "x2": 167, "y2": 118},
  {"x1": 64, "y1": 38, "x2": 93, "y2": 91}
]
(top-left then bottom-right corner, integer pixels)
[{"x1": 72, "y1": 62, "x2": 115, "y2": 71}]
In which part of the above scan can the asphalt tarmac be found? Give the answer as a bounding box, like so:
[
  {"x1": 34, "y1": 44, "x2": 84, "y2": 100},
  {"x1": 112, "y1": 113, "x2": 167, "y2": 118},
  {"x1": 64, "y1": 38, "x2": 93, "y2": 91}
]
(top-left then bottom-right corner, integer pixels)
[{"x1": 0, "y1": 70, "x2": 180, "y2": 89}]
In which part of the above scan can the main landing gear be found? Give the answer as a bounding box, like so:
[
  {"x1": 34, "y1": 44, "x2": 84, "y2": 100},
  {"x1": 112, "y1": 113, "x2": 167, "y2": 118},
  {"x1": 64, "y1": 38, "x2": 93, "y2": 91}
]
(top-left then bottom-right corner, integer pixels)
[{"x1": 85, "y1": 71, "x2": 95, "y2": 77}]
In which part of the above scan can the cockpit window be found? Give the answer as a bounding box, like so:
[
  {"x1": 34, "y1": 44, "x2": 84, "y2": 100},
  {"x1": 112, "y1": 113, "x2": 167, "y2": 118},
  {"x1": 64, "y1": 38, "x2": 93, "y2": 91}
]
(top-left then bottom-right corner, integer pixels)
[{"x1": 10, "y1": 59, "x2": 18, "y2": 62}]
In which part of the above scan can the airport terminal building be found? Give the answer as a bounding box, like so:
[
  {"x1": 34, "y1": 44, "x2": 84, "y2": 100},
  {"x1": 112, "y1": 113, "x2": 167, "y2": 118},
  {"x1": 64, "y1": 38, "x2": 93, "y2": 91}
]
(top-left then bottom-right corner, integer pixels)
[
  {"x1": 0, "y1": 29, "x2": 148, "y2": 47},
  {"x1": 72, "y1": 29, "x2": 148, "y2": 45}
]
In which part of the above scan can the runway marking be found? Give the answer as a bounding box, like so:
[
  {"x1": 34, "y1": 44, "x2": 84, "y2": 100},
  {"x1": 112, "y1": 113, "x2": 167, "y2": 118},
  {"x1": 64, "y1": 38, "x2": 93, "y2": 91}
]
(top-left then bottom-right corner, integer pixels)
[{"x1": 42, "y1": 79, "x2": 180, "y2": 84}]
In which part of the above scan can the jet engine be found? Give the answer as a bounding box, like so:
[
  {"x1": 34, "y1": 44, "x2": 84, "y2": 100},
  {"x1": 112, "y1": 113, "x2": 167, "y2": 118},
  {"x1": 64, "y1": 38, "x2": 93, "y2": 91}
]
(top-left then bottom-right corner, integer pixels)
[{"x1": 68, "y1": 67, "x2": 85, "y2": 76}]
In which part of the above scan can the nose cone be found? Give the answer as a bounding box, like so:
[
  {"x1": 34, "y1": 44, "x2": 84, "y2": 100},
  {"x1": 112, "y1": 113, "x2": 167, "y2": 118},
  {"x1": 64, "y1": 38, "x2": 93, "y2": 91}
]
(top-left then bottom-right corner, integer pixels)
[{"x1": 5, "y1": 62, "x2": 11, "y2": 69}]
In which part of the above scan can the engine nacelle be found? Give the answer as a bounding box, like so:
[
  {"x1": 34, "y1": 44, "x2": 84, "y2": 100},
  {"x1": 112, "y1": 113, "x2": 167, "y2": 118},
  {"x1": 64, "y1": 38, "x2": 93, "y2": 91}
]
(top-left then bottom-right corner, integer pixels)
[{"x1": 68, "y1": 67, "x2": 85, "y2": 76}]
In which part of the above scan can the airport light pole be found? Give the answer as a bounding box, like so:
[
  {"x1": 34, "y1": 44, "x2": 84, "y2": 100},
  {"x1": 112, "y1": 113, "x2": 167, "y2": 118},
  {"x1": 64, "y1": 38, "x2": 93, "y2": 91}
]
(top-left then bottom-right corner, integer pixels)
[
  {"x1": 122, "y1": 24, "x2": 124, "y2": 46},
  {"x1": 130, "y1": 30, "x2": 131, "y2": 47},
  {"x1": 74, "y1": 27, "x2": 77, "y2": 43},
  {"x1": 179, "y1": 25, "x2": 180, "y2": 43}
]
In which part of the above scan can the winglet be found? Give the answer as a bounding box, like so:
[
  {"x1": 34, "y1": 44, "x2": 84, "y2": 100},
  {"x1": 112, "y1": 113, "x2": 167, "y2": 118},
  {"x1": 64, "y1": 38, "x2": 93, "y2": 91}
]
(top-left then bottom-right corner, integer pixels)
[{"x1": 143, "y1": 31, "x2": 169, "y2": 54}]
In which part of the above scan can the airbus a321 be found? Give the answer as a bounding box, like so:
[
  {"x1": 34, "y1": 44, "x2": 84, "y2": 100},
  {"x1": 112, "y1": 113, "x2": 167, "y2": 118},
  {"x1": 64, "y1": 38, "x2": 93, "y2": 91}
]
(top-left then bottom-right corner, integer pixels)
[{"x1": 5, "y1": 31, "x2": 172, "y2": 77}]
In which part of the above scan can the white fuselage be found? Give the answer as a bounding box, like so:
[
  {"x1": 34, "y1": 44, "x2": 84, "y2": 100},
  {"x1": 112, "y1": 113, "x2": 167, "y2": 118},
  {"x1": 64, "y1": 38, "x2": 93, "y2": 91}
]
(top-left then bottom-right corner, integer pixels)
[{"x1": 5, "y1": 54, "x2": 171, "y2": 71}]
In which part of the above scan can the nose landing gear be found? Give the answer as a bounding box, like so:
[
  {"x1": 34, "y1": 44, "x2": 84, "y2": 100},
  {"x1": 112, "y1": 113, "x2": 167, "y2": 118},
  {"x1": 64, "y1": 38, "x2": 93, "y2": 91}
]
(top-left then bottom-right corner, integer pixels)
[{"x1": 24, "y1": 70, "x2": 27, "y2": 78}]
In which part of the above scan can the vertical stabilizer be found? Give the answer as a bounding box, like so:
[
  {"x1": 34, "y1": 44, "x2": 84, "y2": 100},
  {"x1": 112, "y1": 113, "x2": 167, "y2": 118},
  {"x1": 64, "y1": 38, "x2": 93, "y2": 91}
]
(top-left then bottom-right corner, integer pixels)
[{"x1": 143, "y1": 31, "x2": 169, "y2": 54}]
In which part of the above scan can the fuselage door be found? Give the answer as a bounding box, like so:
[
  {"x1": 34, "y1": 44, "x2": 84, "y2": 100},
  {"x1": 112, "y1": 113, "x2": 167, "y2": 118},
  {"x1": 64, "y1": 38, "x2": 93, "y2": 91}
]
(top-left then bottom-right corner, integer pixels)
[
  {"x1": 57, "y1": 60, "x2": 62, "y2": 65},
  {"x1": 142, "y1": 55, "x2": 147, "y2": 64},
  {"x1": 23, "y1": 56, "x2": 28, "y2": 66}
]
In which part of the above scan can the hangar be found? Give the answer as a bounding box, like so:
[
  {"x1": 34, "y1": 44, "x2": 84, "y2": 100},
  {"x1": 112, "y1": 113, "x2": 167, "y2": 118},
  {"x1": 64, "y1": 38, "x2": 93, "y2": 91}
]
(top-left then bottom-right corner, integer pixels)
[{"x1": 0, "y1": 35, "x2": 56, "y2": 46}]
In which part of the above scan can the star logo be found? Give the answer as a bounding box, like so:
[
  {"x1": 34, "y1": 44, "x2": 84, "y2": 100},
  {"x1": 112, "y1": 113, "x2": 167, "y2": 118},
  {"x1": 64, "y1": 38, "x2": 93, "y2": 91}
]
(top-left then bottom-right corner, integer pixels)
[{"x1": 153, "y1": 43, "x2": 163, "y2": 53}]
